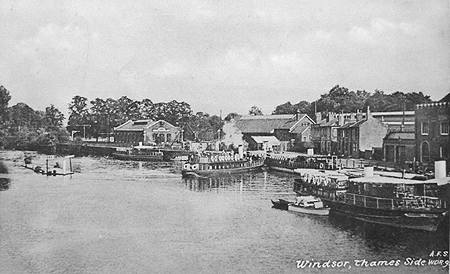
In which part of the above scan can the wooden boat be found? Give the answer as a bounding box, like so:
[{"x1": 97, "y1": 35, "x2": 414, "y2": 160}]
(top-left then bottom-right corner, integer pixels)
[
  {"x1": 293, "y1": 168, "x2": 449, "y2": 232},
  {"x1": 182, "y1": 152, "x2": 264, "y2": 177},
  {"x1": 287, "y1": 196, "x2": 330, "y2": 216},
  {"x1": 271, "y1": 199, "x2": 290, "y2": 210}
]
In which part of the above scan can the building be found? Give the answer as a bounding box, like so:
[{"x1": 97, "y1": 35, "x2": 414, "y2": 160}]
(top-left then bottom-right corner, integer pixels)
[
  {"x1": 415, "y1": 94, "x2": 449, "y2": 168},
  {"x1": 114, "y1": 119, "x2": 182, "y2": 145},
  {"x1": 312, "y1": 110, "x2": 415, "y2": 156},
  {"x1": 311, "y1": 112, "x2": 340, "y2": 155},
  {"x1": 234, "y1": 113, "x2": 315, "y2": 152},
  {"x1": 383, "y1": 131, "x2": 416, "y2": 164},
  {"x1": 371, "y1": 111, "x2": 415, "y2": 132},
  {"x1": 337, "y1": 108, "x2": 388, "y2": 159}
]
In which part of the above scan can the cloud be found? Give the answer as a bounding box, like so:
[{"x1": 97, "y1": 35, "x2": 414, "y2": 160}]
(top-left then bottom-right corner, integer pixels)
[
  {"x1": 150, "y1": 61, "x2": 187, "y2": 78},
  {"x1": 349, "y1": 18, "x2": 420, "y2": 44}
]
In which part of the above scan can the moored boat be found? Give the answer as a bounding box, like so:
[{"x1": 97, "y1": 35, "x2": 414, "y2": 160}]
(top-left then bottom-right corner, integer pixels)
[
  {"x1": 293, "y1": 167, "x2": 449, "y2": 232},
  {"x1": 182, "y1": 151, "x2": 264, "y2": 177},
  {"x1": 287, "y1": 195, "x2": 330, "y2": 216},
  {"x1": 111, "y1": 147, "x2": 164, "y2": 161},
  {"x1": 266, "y1": 153, "x2": 338, "y2": 173},
  {"x1": 271, "y1": 199, "x2": 290, "y2": 210}
]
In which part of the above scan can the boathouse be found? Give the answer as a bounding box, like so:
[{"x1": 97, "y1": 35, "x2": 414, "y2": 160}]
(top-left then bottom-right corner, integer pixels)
[{"x1": 114, "y1": 119, "x2": 182, "y2": 145}]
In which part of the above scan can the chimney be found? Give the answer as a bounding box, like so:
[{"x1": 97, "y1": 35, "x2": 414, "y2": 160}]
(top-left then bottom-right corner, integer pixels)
[
  {"x1": 315, "y1": 112, "x2": 322, "y2": 123},
  {"x1": 329, "y1": 112, "x2": 336, "y2": 122},
  {"x1": 338, "y1": 113, "x2": 345, "y2": 126},
  {"x1": 296, "y1": 109, "x2": 302, "y2": 121},
  {"x1": 356, "y1": 109, "x2": 363, "y2": 121}
]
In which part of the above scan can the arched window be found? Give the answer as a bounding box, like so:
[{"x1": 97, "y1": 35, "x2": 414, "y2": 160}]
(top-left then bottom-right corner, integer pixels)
[{"x1": 421, "y1": 141, "x2": 430, "y2": 162}]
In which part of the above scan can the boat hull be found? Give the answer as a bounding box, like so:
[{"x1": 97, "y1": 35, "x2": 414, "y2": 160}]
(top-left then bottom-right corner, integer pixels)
[
  {"x1": 111, "y1": 153, "x2": 164, "y2": 162},
  {"x1": 271, "y1": 199, "x2": 290, "y2": 210},
  {"x1": 287, "y1": 205, "x2": 330, "y2": 216},
  {"x1": 327, "y1": 200, "x2": 447, "y2": 232},
  {"x1": 182, "y1": 164, "x2": 264, "y2": 177}
]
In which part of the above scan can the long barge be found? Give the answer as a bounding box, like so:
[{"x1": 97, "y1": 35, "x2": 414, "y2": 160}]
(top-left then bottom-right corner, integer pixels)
[
  {"x1": 293, "y1": 168, "x2": 449, "y2": 232},
  {"x1": 265, "y1": 153, "x2": 339, "y2": 173},
  {"x1": 182, "y1": 152, "x2": 264, "y2": 177}
]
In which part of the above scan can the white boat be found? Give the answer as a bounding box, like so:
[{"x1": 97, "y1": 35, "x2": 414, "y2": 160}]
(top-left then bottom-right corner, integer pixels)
[{"x1": 287, "y1": 195, "x2": 330, "y2": 216}]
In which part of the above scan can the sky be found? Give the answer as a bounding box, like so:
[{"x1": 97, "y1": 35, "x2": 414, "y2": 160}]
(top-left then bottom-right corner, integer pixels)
[{"x1": 0, "y1": 0, "x2": 449, "y2": 117}]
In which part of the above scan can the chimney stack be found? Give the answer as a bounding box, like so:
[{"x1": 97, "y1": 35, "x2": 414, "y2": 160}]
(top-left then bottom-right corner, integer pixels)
[
  {"x1": 356, "y1": 109, "x2": 363, "y2": 121},
  {"x1": 338, "y1": 113, "x2": 345, "y2": 126},
  {"x1": 315, "y1": 111, "x2": 322, "y2": 123},
  {"x1": 296, "y1": 109, "x2": 302, "y2": 121}
]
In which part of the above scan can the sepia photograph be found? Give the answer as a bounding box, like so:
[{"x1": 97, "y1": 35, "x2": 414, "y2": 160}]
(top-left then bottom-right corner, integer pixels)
[{"x1": 0, "y1": 0, "x2": 449, "y2": 273}]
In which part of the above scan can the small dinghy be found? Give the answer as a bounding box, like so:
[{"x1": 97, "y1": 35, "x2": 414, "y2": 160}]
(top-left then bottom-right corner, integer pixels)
[
  {"x1": 271, "y1": 199, "x2": 291, "y2": 210},
  {"x1": 287, "y1": 195, "x2": 330, "y2": 216}
]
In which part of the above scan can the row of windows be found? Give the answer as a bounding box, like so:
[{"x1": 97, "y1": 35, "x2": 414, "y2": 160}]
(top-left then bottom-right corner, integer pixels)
[{"x1": 421, "y1": 121, "x2": 449, "y2": 135}]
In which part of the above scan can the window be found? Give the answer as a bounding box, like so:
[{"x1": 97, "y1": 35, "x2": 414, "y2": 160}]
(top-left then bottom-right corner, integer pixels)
[
  {"x1": 421, "y1": 122, "x2": 429, "y2": 135},
  {"x1": 440, "y1": 122, "x2": 449, "y2": 135}
]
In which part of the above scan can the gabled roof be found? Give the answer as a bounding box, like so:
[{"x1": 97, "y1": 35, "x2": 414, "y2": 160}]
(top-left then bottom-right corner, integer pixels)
[
  {"x1": 114, "y1": 119, "x2": 153, "y2": 131},
  {"x1": 147, "y1": 120, "x2": 179, "y2": 130},
  {"x1": 439, "y1": 93, "x2": 450, "y2": 103},
  {"x1": 235, "y1": 115, "x2": 297, "y2": 134},
  {"x1": 235, "y1": 114, "x2": 314, "y2": 134}
]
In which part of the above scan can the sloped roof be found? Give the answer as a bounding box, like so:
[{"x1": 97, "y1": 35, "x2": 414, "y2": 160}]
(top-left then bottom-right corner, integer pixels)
[
  {"x1": 235, "y1": 115, "x2": 298, "y2": 133},
  {"x1": 385, "y1": 132, "x2": 415, "y2": 140},
  {"x1": 251, "y1": 135, "x2": 281, "y2": 145},
  {"x1": 339, "y1": 119, "x2": 366, "y2": 129},
  {"x1": 439, "y1": 93, "x2": 450, "y2": 103},
  {"x1": 235, "y1": 114, "x2": 314, "y2": 134},
  {"x1": 316, "y1": 117, "x2": 339, "y2": 127},
  {"x1": 114, "y1": 119, "x2": 153, "y2": 131}
]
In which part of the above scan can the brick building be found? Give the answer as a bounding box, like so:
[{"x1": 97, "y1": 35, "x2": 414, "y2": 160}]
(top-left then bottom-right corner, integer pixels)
[
  {"x1": 337, "y1": 108, "x2": 388, "y2": 159},
  {"x1": 415, "y1": 94, "x2": 449, "y2": 168},
  {"x1": 383, "y1": 132, "x2": 416, "y2": 164},
  {"x1": 114, "y1": 119, "x2": 182, "y2": 145},
  {"x1": 312, "y1": 110, "x2": 414, "y2": 156}
]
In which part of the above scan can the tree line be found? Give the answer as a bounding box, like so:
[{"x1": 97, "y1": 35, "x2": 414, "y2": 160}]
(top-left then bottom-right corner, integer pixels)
[
  {"x1": 67, "y1": 95, "x2": 223, "y2": 142},
  {"x1": 0, "y1": 85, "x2": 68, "y2": 150},
  {"x1": 0, "y1": 83, "x2": 436, "y2": 149},
  {"x1": 269, "y1": 85, "x2": 432, "y2": 117}
]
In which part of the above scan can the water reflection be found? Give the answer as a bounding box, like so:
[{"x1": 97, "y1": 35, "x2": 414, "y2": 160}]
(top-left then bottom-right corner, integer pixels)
[
  {"x1": 0, "y1": 160, "x2": 10, "y2": 191},
  {"x1": 329, "y1": 212, "x2": 449, "y2": 258},
  {"x1": 183, "y1": 172, "x2": 263, "y2": 192}
]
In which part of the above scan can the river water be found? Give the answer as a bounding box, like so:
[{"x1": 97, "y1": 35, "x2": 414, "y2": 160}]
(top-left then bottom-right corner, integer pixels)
[{"x1": 0, "y1": 151, "x2": 448, "y2": 274}]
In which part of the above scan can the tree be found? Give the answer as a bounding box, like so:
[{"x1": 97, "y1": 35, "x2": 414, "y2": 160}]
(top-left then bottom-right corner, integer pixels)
[
  {"x1": 224, "y1": 112, "x2": 241, "y2": 122},
  {"x1": 68, "y1": 96, "x2": 89, "y2": 126},
  {"x1": 272, "y1": 102, "x2": 296, "y2": 114},
  {"x1": 89, "y1": 98, "x2": 108, "y2": 141},
  {"x1": 139, "y1": 99, "x2": 155, "y2": 119},
  {"x1": 8, "y1": 103, "x2": 42, "y2": 130},
  {"x1": 316, "y1": 85, "x2": 368, "y2": 113},
  {"x1": 44, "y1": 105, "x2": 64, "y2": 130},
  {"x1": 248, "y1": 106, "x2": 263, "y2": 116},
  {"x1": 0, "y1": 85, "x2": 11, "y2": 123}
]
